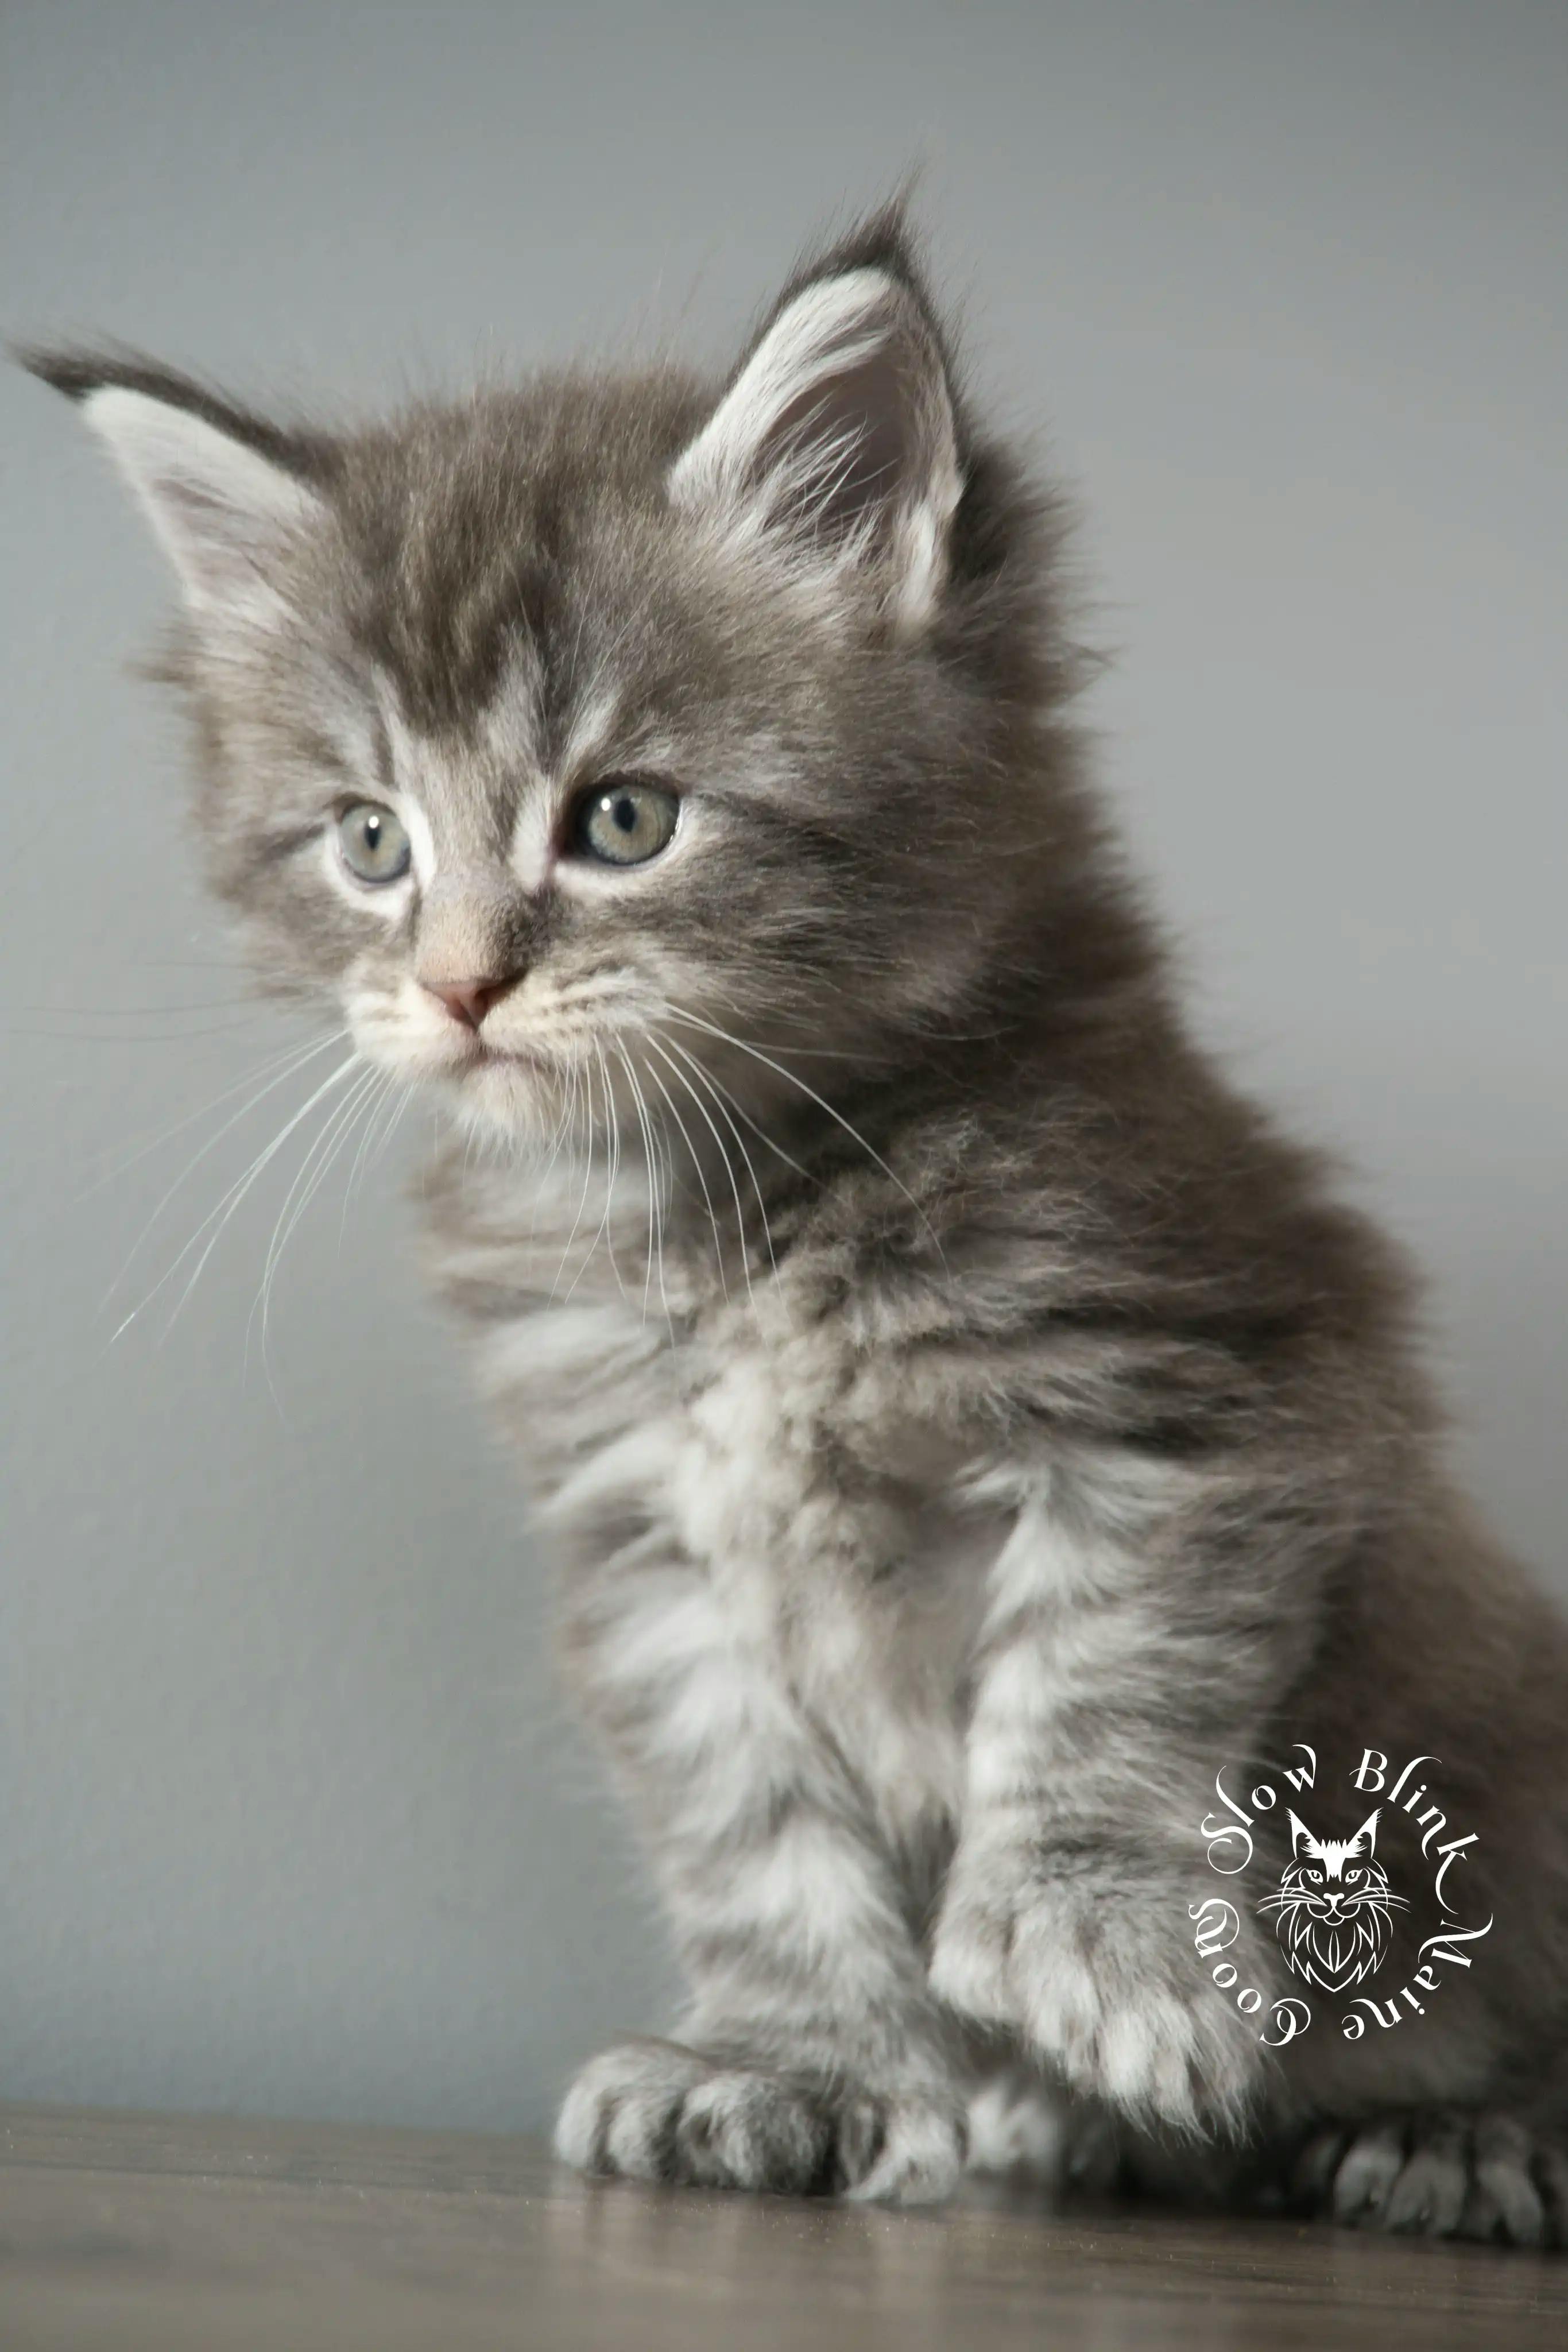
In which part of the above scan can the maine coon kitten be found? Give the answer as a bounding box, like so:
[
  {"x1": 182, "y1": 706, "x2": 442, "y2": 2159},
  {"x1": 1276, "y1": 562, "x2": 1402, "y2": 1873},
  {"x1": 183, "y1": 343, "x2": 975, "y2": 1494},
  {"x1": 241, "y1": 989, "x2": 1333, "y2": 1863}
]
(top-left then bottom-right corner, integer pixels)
[{"x1": 26, "y1": 210, "x2": 1568, "y2": 2244}]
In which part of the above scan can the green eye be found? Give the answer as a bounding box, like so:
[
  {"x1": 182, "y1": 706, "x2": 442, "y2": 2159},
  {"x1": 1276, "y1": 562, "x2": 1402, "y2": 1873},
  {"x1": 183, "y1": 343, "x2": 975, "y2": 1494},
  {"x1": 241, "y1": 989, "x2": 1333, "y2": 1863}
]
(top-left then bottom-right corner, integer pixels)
[
  {"x1": 337, "y1": 801, "x2": 411, "y2": 885},
  {"x1": 573, "y1": 779, "x2": 679, "y2": 866}
]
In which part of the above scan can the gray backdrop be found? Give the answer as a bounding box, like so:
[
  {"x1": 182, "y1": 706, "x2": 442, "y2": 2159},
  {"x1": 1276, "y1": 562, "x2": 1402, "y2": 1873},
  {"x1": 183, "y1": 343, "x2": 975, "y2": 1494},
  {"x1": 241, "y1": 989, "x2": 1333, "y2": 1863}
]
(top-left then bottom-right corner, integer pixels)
[{"x1": 3, "y1": 2, "x2": 1563, "y2": 2134}]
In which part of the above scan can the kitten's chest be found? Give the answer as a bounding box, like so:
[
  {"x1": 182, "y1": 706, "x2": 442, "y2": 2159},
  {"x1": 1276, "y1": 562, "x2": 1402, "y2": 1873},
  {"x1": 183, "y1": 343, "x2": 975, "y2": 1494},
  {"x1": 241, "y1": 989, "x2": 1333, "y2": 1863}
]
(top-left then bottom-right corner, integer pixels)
[
  {"x1": 670, "y1": 1329, "x2": 984, "y2": 1847},
  {"x1": 429, "y1": 1161, "x2": 985, "y2": 1837}
]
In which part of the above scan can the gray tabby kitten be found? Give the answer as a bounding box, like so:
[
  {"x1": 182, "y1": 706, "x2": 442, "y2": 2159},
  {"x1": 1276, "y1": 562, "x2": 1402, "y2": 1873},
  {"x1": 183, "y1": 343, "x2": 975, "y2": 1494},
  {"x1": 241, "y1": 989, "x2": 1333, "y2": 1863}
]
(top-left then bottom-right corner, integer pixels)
[{"x1": 26, "y1": 211, "x2": 1568, "y2": 2243}]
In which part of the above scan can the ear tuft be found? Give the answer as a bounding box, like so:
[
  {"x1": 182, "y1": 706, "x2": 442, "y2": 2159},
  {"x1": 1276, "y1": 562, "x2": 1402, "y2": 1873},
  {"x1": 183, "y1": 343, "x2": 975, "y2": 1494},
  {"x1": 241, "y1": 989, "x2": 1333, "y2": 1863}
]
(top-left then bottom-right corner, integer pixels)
[
  {"x1": 23, "y1": 349, "x2": 328, "y2": 623},
  {"x1": 669, "y1": 256, "x2": 962, "y2": 632}
]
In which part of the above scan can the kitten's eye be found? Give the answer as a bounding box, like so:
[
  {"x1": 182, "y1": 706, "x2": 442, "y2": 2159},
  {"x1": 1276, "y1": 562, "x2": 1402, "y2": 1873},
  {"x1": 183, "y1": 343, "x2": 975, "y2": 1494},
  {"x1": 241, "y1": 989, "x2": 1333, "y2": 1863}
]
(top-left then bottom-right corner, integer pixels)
[
  {"x1": 1306, "y1": 1869, "x2": 1322, "y2": 1883},
  {"x1": 1344, "y1": 1867, "x2": 1360, "y2": 1883},
  {"x1": 572, "y1": 779, "x2": 679, "y2": 866},
  {"x1": 337, "y1": 802, "x2": 411, "y2": 885}
]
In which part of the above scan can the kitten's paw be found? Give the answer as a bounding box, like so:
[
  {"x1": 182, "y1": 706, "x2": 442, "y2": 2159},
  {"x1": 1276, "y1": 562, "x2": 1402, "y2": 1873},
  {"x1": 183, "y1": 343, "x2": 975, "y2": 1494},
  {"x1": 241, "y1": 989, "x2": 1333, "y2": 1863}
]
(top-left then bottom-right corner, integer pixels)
[
  {"x1": 1291, "y1": 2111, "x2": 1560, "y2": 2246},
  {"x1": 931, "y1": 1871, "x2": 1261, "y2": 2134},
  {"x1": 835, "y1": 2088, "x2": 969, "y2": 2206},
  {"x1": 967, "y1": 2070, "x2": 1130, "y2": 2195},
  {"x1": 554, "y1": 2037, "x2": 964, "y2": 2205},
  {"x1": 555, "y1": 2038, "x2": 824, "y2": 2192}
]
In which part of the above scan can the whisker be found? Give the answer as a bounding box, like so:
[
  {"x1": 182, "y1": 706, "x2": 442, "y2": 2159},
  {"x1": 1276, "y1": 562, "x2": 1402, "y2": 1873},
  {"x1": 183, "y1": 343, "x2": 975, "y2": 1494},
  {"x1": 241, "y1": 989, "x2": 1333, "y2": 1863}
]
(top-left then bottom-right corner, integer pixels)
[
  {"x1": 653, "y1": 1031, "x2": 777, "y2": 1278},
  {"x1": 559, "y1": 1058, "x2": 616, "y2": 1308},
  {"x1": 616, "y1": 1040, "x2": 674, "y2": 1340},
  {"x1": 621, "y1": 1043, "x2": 659, "y2": 1322},
  {"x1": 369, "y1": 1080, "x2": 413, "y2": 1174},
  {"x1": 84, "y1": 1027, "x2": 349, "y2": 1247},
  {"x1": 531, "y1": 1058, "x2": 578, "y2": 1238},
  {"x1": 340, "y1": 1070, "x2": 400, "y2": 1234},
  {"x1": 646, "y1": 1032, "x2": 769, "y2": 1294},
  {"x1": 638, "y1": 1041, "x2": 732, "y2": 1303},
  {"x1": 661, "y1": 1036, "x2": 814, "y2": 1182},
  {"x1": 647, "y1": 1066, "x2": 676, "y2": 1333},
  {"x1": 114, "y1": 1051, "x2": 362, "y2": 1343},
  {"x1": 665, "y1": 1005, "x2": 946, "y2": 1270},
  {"x1": 589, "y1": 1038, "x2": 630, "y2": 1306},
  {"x1": 251, "y1": 1063, "x2": 381, "y2": 1383},
  {"x1": 99, "y1": 1029, "x2": 353, "y2": 1312},
  {"x1": 549, "y1": 1058, "x2": 599, "y2": 1303},
  {"x1": 638, "y1": 1051, "x2": 678, "y2": 1349}
]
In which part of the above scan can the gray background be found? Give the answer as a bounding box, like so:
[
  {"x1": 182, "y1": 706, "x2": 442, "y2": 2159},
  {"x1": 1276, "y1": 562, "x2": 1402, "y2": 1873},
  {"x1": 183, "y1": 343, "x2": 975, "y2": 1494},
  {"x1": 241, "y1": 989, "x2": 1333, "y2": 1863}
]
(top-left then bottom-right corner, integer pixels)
[{"x1": 3, "y1": 1, "x2": 1563, "y2": 2134}]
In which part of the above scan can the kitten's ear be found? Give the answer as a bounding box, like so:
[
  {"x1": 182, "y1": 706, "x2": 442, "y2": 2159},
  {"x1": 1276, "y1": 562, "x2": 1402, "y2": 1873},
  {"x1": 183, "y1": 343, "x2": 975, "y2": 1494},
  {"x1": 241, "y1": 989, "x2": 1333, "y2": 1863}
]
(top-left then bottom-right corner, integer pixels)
[
  {"x1": 669, "y1": 249, "x2": 963, "y2": 632},
  {"x1": 24, "y1": 351, "x2": 328, "y2": 626},
  {"x1": 1287, "y1": 1811, "x2": 1318, "y2": 1859},
  {"x1": 1346, "y1": 1808, "x2": 1381, "y2": 1858}
]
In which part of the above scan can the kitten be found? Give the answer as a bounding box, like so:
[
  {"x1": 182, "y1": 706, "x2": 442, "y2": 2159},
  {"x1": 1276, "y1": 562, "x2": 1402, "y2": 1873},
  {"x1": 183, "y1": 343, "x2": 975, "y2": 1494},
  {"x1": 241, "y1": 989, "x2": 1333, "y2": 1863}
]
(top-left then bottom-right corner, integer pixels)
[{"x1": 25, "y1": 208, "x2": 1568, "y2": 2243}]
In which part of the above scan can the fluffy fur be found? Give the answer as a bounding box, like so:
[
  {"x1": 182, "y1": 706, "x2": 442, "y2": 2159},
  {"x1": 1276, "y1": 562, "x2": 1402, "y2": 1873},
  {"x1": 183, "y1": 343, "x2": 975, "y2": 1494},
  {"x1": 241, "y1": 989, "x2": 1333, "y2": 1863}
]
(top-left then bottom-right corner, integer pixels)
[{"x1": 26, "y1": 207, "x2": 1568, "y2": 2243}]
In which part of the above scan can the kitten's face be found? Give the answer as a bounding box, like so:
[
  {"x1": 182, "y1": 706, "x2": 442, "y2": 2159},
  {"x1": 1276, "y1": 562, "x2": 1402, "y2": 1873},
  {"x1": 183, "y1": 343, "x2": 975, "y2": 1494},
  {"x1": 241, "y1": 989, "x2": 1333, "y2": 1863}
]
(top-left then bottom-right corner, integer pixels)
[
  {"x1": 199, "y1": 394, "x2": 980, "y2": 1144},
  {"x1": 40, "y1": 241, "x2": 1064, "y2": 1151}
]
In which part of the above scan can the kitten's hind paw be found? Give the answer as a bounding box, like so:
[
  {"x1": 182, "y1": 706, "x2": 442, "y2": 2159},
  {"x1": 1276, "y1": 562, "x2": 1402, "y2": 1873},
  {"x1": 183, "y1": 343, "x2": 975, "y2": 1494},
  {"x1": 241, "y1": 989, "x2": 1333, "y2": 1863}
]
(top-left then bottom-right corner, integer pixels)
[
  {"x1": 1288, "y1": 2111, "x2": 1564, "y2": 2247},
  {"x1": 554, "y1": 2036, "x2": 965, "y2": 2205}
]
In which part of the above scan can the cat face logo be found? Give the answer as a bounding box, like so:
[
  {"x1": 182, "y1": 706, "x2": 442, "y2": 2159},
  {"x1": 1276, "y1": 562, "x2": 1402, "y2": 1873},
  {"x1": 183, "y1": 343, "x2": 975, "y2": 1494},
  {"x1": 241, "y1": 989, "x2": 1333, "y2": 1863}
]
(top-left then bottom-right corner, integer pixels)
[{"x1": 1256, "y1": 1806, "x2": 1407, "y2": 1993}]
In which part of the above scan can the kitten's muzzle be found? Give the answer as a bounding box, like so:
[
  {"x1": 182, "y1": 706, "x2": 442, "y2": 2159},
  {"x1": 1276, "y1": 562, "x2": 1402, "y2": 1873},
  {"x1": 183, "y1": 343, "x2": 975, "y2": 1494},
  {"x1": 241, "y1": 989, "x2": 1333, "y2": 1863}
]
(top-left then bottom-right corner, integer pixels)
[{"x1": 415, "y1": 871, "x2": 533, "y2": 1032}]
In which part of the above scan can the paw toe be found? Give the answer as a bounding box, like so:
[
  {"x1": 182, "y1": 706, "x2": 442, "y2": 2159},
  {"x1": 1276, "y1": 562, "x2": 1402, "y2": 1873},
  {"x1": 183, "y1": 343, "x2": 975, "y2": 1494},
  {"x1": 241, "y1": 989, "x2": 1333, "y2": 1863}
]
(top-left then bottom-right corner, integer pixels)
[
  {"x1": 1332, "y1": 2120, "x2": 1408, "y2": 2225},
  {"x1": 554, "y1": 2038, "x2": 709, "y2": 2180},
  {"x1": 1464, "y1": 2118, "x2": 1546, "y2": 2247},
  {"x1": 556, "y1": 2040, "x2": 964, "y2": 2204},
  {"x1": 841, "y1": 2097, "x2": 966, "y2": 2206},
  {"x1": 1297, "y1": 2110, "x2": 1557, "y2": 2245},
  {"x1": 674, "y1": 2071, "x2": 828, "y2": 2194},
  {"x1": 1384, "y1": 2121, "x2": 1468, "y2": 2238},
  {"x1": 1535, "y1": 2145, "x2": 1568, "y2": 2249}
]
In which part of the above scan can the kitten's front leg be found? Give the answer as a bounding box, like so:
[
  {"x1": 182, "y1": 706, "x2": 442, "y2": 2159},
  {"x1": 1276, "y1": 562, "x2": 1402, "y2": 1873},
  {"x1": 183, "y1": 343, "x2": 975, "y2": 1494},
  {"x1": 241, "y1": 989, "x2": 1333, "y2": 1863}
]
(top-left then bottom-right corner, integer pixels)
[
  {"x1": 553, "y1": 1548, "x2": 966, "y2": 2204},
  {"x1": 929, "y1": 1478, "x2": 1284, "y2": 2134}
]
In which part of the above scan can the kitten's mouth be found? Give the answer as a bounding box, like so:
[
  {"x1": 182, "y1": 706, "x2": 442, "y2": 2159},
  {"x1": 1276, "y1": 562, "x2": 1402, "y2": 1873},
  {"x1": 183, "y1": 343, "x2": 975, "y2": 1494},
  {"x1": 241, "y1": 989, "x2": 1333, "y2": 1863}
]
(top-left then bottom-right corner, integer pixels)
[{"x1": 471, "y1": 1038, "x2": 554, "y2": 1077}]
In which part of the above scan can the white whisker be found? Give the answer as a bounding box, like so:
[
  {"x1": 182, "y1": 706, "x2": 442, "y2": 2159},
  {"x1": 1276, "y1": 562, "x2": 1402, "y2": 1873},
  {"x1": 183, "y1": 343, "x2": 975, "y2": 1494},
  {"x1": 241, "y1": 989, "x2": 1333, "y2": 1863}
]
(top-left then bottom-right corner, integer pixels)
[
  {"x1": 532, "y1": 1058, "x2": 578, "y2": 1239},
  {"x1": 98, "y1": 1027, "x2": 351, "y2": 1307},
  {"x1": 665, "y1": 1005, "x2": 946, "y2": 1269},
  {"x1": 340, "y1": 1069, "x2": 400, "y2": 1233},
  {"x1": 250, "y1": 1063, "x2": 382, "y2": 1384},
  {"x1": 108, "y1": 1051, "x2": 362, "y2": 1344},
  {"x1": 653, "y1": 1031, "x2": 779, "y2": 1278},
  {"x1": 590, "y1": 1037, "x2": 630, "y2": 1306},
  {"x1": 371, "y1": 1078, "x2": 413, "y2": 1173},
  {"x1": 638, "y1": 1041, "x2": 732, "y2": 1302},
  {"x1": 550, "y1": 1058, "x2": 599, "y2": 1303},
  {"x1": 616, "y1": 1039, "x2": 675, "y2": 1342},
  {"x1": 663, "y1": 1035, "x2": 814, "y2": 1182}
]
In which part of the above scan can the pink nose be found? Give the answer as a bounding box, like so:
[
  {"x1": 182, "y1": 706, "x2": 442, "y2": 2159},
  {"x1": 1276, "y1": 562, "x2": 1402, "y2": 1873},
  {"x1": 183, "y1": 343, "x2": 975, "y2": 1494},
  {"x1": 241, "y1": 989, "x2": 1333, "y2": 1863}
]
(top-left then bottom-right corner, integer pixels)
[{"x1": 421, "y1": 976, "x2": 514, "y2": 1030}]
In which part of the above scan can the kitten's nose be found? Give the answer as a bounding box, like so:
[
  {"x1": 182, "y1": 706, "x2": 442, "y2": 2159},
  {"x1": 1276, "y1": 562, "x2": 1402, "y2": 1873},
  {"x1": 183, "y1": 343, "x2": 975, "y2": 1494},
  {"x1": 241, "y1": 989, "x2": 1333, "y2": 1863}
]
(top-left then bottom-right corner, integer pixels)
[{"x1": 420, "y1": 974, "x2": 516, "y2": 1030}]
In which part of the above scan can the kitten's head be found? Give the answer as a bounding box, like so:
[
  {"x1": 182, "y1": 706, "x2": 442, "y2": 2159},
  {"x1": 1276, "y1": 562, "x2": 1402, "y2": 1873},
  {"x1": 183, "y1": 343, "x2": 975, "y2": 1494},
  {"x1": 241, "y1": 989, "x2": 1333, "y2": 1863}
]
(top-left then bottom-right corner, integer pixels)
[{"x1": 27, "y1": 214, "x2": 1103, "y2": 1147}]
